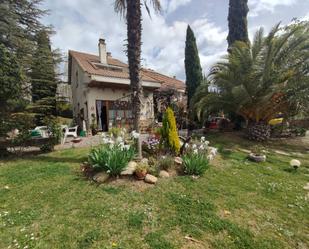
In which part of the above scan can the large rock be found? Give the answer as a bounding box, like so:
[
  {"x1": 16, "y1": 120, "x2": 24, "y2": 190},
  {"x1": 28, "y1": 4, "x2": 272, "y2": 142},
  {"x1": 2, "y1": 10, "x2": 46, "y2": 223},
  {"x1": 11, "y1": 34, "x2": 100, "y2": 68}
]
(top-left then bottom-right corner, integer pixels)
[
  {"x1": 159, "y1": 170, "x2": 170, "y2": 178},
  {"x1": 93, "y1": 172, "x2": 109, "y2": 183},
  {"x1": 121, "y1": 161, "x2": 137, "y2": 176},
  {"x1": 144, "y1": 174, "x2": 158, "y2": 184},
  {"x1": 174, "y1": 157, "x2": 183, "y2": 165}
]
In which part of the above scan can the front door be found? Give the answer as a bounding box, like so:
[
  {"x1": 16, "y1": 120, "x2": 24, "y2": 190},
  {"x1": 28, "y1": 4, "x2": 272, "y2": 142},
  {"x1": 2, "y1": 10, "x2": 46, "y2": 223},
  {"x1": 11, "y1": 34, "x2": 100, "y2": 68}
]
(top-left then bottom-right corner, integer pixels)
[
  {"x1": 101, "y1": 105, "x2": 108, "y2": 131},
  {"x1": 96, "y1": 100, "x2": 108, "y2": 131}
]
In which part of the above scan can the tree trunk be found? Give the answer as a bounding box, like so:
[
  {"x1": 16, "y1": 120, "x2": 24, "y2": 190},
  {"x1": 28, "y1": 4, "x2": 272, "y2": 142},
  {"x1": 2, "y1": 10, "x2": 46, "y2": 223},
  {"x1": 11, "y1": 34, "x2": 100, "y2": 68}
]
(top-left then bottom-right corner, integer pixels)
[
  {"x1": 126, "y1": 0, "x2": 142, "y2": 158},
  {"x1": 247, "y1": 122, "x2": 271, "y2": 141}
]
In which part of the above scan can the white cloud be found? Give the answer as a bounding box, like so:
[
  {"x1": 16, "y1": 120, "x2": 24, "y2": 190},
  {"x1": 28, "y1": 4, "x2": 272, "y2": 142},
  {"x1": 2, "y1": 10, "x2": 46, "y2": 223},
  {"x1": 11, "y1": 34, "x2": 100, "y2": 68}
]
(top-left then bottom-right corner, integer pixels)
[
  {"x1": 249, "y1": 0, "x2": 298, "y2": 17},
  {"x1": 167, "y1": 0, "x2": 192, "y2": 13},
  {"x1": 42, "y1": 0, "x2": 227, "y2": 81}
]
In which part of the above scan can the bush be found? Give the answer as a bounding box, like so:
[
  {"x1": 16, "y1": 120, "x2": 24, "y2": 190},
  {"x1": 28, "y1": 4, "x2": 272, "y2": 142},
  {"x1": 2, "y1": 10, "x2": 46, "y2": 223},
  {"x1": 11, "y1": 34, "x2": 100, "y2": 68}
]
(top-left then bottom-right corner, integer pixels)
[
  {"x1": 182, "y1": 153, "x2": 209, "y2": 176},
  {"x1": 142, "y1": 136, "x2": 160, "y2": 156},
  {"x1": 108, "y1": 127, "x2": 122, "y2": 138},
  {"x1": 39, "y1": 117, "x2": 62, "y2": 153},
  {"x1": 159, "y1": 156, "x2": 174, "y2": 170},
  {"x1": 88, "y1": 144, "x2": 135, "y2": 176},
  {"x1": 160, "y1": 107, "x2": 180, "y2": 154}
]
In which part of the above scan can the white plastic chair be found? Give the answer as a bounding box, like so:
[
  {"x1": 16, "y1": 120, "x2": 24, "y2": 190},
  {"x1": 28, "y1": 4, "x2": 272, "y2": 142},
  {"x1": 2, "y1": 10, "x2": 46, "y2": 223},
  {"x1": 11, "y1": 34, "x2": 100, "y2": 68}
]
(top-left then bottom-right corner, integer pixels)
[
  {"x1": 62, "y1": 125, "x2": 78, "y2": 144},
  {"x1": 34, "y1": 126, "x2": 50, "y2": 138}
]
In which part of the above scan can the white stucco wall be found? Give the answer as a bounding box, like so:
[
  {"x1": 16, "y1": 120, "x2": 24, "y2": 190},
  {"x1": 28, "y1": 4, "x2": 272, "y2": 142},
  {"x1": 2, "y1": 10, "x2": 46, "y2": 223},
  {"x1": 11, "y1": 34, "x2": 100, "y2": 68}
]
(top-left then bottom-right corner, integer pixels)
[
  {"x1": 70, "y1": 57, "x2": 156, "y2": 131},
  {"x1": 70, "y1": 57, "x2": 91, "y2": 123}
]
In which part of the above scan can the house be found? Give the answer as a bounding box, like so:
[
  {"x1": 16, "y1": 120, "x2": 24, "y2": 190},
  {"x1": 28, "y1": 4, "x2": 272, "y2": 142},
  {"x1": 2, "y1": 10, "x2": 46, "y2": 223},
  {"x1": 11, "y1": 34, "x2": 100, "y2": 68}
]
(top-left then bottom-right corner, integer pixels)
[{"x1": 68, "y1": 38, "x2": 185, "y2": 132}]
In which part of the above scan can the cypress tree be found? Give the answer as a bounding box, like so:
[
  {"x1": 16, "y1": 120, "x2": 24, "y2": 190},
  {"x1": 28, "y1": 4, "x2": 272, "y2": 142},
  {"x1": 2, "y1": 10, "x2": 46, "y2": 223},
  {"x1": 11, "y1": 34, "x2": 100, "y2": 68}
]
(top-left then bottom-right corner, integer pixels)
[
  {"x1": 184, "y1": 25, "x2": 203, "y2": 110},
  {"x1": 227, "y1": 0, "x2": 249, "y2": 47},
  {"x1": 30, "y1": 30, "x2": 58, "y2": 124}
]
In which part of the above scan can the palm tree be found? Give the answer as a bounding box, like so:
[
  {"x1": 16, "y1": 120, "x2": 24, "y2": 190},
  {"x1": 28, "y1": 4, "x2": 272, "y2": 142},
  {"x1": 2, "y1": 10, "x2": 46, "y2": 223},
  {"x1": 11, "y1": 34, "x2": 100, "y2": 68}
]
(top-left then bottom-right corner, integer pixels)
[
  {"x1": 194, "y1": 22, "x2": 309, "y2": 140},
  {"x1": 114, "y1": 0, "x2": 161, "y2": 158}
]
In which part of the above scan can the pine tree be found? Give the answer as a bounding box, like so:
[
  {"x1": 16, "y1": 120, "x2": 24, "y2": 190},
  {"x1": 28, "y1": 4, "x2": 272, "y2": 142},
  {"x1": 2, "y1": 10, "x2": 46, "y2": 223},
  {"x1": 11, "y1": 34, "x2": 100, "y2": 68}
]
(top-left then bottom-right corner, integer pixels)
[
  {"x1": 0, "y1": 0, "x2": 46, "y2": 69},
  {"x1": 184, "y1": 25, "x2": 203, "y2": 110},
  {"x1": 0, "y1": 44, "x2": 24, "y2": 137},
  {"x1": 227, "y1": 0, "x2": 249, "y2": 47},
  {"x1": 30, "y1": 30, "x2": 58, "y2": 124}
]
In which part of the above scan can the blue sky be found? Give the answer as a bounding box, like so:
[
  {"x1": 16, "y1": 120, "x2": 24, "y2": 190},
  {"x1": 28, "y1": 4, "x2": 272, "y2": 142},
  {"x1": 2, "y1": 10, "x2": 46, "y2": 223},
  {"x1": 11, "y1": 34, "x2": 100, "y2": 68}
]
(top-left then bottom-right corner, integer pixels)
[{"x1": 42, "y1": 0, "x2": 309, "y2": 80}]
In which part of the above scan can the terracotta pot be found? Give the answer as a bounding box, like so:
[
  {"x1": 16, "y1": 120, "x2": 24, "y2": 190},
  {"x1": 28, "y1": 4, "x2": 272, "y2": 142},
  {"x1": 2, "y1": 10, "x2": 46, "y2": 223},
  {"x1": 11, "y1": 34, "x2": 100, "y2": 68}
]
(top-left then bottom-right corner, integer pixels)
[{"x1": 135, "y1": 170, "x2": 147, "y2": 180}]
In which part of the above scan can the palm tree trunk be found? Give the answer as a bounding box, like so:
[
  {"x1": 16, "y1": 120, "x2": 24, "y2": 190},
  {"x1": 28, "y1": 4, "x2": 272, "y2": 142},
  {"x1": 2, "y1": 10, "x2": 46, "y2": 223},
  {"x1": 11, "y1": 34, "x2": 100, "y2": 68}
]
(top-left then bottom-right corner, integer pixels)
[{"x1": 126, "y1": 0, "x2": 143, "y2": 158}]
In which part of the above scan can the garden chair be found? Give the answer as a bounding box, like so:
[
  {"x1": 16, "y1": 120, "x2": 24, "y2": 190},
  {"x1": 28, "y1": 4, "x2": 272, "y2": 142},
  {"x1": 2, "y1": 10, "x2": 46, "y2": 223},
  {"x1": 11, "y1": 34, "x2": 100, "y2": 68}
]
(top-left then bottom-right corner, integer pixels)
[
  {"x1": 61, "y1": 125, "x2": 78, "y2": 144},
  {"x1": 34, "y1": 126, "x2": 50, "y2": 138}
]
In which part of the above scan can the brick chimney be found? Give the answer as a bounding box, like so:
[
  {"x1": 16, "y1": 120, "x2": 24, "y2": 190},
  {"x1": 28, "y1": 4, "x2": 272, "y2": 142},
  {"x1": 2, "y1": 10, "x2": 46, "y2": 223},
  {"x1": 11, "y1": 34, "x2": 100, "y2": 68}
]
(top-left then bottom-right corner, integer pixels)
[{"x1": 98, "y1": 38, "x2": 107, "y2": 64}]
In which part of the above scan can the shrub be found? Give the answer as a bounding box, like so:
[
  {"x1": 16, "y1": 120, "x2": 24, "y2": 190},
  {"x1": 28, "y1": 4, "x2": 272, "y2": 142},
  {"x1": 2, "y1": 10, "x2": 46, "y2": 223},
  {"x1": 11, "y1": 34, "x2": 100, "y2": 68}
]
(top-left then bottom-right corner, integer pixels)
[
  {"x1": 108, "y1": 127, "x2": 122, "y2": 138},
  {"x1": 182, "y1": 153, "x2": 209, "y2": 176},
  {"x1": 160, "y1": 107, "x2": 180, "y2": 154},
  {"x1": 39, "y1": 117, "x2": 62, "y2": 153},
  {"x1": 159, "y1": 156, "x2": 174, "y2": 170},
  {"x1": 142, "y1": 136, "x2": 160, "y2": 156},
  {"x1": 88, "y1": 144, "x2": 135, "y2": 176}
]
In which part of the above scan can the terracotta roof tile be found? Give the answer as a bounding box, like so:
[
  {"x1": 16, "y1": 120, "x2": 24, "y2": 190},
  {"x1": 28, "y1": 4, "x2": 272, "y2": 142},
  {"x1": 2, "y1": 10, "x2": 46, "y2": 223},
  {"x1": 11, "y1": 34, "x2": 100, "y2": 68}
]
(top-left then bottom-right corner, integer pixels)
[{"x1": 69, "y1": 50, "x2": 185, "y2": 90}]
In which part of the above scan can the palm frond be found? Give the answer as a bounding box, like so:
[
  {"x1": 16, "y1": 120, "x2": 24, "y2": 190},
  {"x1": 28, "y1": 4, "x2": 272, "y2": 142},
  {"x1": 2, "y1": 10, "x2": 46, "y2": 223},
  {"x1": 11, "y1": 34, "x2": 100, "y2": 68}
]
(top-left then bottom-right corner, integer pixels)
[{"x1": 114, "y1": 0, "x2": 126, "y2": 17}]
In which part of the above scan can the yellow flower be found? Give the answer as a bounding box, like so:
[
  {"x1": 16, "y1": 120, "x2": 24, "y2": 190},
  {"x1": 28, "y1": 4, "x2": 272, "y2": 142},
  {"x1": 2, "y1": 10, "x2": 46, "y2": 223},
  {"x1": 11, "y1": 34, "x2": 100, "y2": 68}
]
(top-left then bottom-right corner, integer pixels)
[{"x1": 112, "y1": 242, "x2": 118, "y2": 247}]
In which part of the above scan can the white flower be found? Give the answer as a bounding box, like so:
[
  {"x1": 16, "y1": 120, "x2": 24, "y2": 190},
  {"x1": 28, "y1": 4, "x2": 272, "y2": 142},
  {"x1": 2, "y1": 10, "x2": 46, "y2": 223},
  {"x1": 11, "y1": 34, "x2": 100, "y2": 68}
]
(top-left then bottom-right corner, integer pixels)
[
  {"x1": 204, "y1": 141, "x2": 210, "y2": 146},
  {"x1": 102, "y1": 138, "x2": 109, "y2": 144},
  {"x1": 185, "y1": 143, "x2": 190, "y2": 148},
  {"x1": 192, "y1": 144, "x2": 197, "y2": 149},
  {"x1": 131, "y1": 130, "x2": 140, "y2": 139},
  {"x1": 201, "y1": 136, "x2": 205, "y2": 142},
  {"x1": 209, "y1": 147, "x2": 218, "y2": 156},
  {"x1": 199, "y1": 145, "x2": 205, "y2": 150},
  {"x1": 207, "y1": 154, "x2": 214, "y2": 161},
  {"x1": 124, "y1": 145, "x2": 130, "y2": 150},
  {"x1": 4, "y1": 185, "x2": 9, "y2": 189},
  {"x1": 193, "y1": 149, "x2": 198, "y2": 154},
  {"x1": 116, "y1": 136, "x2": 123, "y2": 143}
]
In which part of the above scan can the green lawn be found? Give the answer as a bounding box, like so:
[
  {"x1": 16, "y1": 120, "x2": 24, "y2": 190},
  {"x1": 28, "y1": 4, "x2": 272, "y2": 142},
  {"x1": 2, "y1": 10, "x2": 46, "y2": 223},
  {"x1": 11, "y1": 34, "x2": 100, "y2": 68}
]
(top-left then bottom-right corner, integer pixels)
[{"x1": 0, "y1": 133, "x2": 308, "y2": 249}]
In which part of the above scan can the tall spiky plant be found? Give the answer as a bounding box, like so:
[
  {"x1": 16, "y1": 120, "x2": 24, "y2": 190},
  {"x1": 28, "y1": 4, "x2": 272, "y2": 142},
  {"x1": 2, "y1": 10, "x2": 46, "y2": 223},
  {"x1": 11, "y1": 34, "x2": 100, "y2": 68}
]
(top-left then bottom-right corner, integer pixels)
[
  {"x1": 114, "y1": 0, "x2": 161, "y2": 158},
  {"x1": 194, "y1": 22, "x2": 309, "y2": 141}
]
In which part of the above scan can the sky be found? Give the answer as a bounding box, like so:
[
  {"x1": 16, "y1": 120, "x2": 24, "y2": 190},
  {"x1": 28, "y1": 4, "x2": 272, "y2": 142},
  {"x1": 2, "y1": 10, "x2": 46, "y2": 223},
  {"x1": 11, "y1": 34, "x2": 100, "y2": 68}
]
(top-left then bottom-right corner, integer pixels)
[{"x1": 41, "y1": 0, "x2": 309, "y2": 81}]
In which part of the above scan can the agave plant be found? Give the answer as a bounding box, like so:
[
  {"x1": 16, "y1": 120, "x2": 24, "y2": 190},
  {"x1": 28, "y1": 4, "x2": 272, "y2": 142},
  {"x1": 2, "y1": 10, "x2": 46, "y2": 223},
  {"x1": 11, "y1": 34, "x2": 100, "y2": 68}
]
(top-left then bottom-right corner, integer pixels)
[{"x1": 194, "y1": 21, "x2": 309, "y2": 141}]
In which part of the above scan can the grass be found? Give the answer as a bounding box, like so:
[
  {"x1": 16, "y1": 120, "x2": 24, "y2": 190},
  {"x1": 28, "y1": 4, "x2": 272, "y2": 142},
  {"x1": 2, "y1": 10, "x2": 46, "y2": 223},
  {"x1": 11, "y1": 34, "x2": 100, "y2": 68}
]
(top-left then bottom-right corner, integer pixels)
[{"x1": 0, "y1": 133, "x2": 309, "y2": 248}]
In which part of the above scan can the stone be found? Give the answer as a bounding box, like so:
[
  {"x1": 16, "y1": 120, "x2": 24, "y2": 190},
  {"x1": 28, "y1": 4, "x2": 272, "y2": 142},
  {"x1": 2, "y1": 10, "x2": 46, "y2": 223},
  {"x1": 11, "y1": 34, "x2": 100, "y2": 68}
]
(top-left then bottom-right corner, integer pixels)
[
  {"x1": 121, "y1": 161, "x2": 137, "y2": 176},
  {"x1": 290, "y1": 159, "x2": 301, "y2": 169},
  {"x1": 238, "y1": 148, "x2": 251, "y2": 154},
  {"x1": 144, "y1": 174, "x2": 158, "y2": 184},
  {"x1": 274, "y1": 150, "x2": 290, "y2": 156},
  {"x1": 159, "y1": 170, "x2": 170, "y2": 178},
  {"x1": 140, "y1": 158, "x2": 149, "y2": 164},
  {"x1": 93, "y1": 172, "x2": 109, "y2": 183},
  {"x1": 174, "y1": 157, "x2": 183, "y2": 165}
]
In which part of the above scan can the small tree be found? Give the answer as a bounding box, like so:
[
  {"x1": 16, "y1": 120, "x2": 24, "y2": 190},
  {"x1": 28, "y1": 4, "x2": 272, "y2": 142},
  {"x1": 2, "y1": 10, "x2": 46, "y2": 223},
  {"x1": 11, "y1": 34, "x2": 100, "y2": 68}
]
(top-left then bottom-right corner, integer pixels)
[
  {"x1": 185, "y1": 25, "x2": 203, "y2": 110},
  {"x1": 160, "y1": 107, "x2": 180, "y2": 154}
]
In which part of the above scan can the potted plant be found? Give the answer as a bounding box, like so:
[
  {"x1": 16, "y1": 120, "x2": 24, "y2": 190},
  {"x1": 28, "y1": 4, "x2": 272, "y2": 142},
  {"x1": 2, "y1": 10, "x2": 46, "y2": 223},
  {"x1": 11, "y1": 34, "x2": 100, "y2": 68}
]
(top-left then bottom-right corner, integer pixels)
[
  {"x1": 248, "y1": 145, "x2": 266, "y2": 162},
  {"x1": 90, "y1": 114, "x2": 98, "y2": 136},
  {"x1": 135, "y1": 162, "x2": 149, "y2": 180}
]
